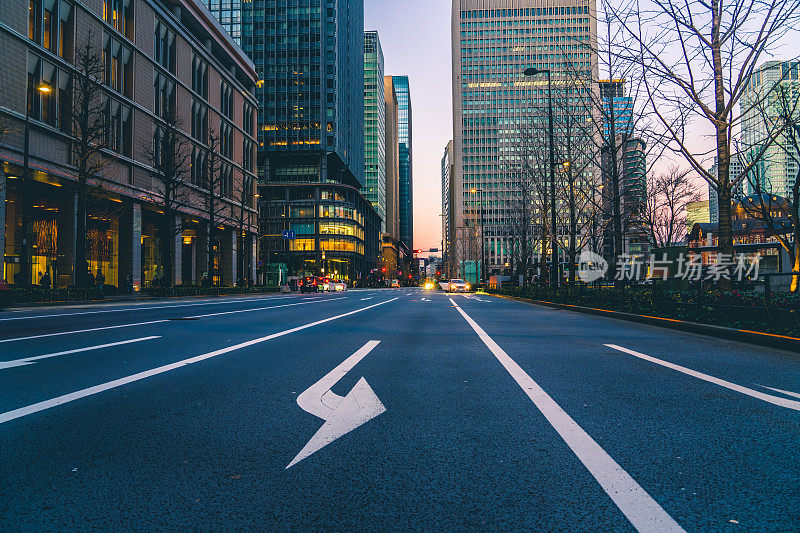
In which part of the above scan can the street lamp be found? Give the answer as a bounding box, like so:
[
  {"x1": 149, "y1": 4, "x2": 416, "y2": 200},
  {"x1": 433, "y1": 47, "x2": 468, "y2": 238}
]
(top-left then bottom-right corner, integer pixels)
[
  {"x1": 523, "y1": 67, "x2": 558, "y2": 289},
  {"x1": 469, "y1": 188, "x2": 485, "y2": 285},
  {"x1": 19, "y1": 82, "x2": 52, "y2": 285}
]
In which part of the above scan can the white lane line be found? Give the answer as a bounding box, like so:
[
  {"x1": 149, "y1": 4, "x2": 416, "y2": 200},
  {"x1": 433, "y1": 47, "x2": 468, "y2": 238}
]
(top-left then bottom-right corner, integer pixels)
[
  {"x1": 0, "y1": 294, "x2": 320, "y2": 322},
  {"x1": 0, "y1": 298, "x2": 340, "y2": 345},
  {"x1": 0, "y1": 337, "x2": 162, "y2": 370},
  {"x1": 451, "y1": 299, "x2": 684, "y2": 533},
  {"x1": 0, "y1": 298, "x2": 398, "y2": 425},
  {"x1": 606, "y1": 344, "x2": 800, "y2": 412},
  {"x1": 360, "y1": 297, "x2": 373, "y2": 301}
]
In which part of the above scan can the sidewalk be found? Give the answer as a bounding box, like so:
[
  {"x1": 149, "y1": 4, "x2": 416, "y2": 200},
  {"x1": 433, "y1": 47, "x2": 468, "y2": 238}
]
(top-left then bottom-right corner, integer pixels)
[{"x1": 1, "y1": 291, "x2": 279, "y2": 312}]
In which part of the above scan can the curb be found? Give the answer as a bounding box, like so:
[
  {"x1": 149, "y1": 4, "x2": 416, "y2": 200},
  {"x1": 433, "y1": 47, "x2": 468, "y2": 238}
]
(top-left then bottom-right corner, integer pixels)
[
  {"x1": 486, "y1": 292, "x2": 800, "y2": 353},
  {"x1": 2, "y1": 291, "x2": 282, "y2": 311}
]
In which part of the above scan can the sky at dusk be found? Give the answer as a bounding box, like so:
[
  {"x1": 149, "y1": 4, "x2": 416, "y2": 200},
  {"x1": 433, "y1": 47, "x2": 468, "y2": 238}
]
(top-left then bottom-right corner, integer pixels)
[{"x1": 365, "y1": 0, "x2": 451, "y2": 253}]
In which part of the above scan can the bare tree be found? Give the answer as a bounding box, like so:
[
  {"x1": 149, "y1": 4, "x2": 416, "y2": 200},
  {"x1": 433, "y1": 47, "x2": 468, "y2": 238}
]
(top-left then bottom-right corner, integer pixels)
[
  {"x1": 230, "y1": 172, "x2": 256, "y2": 286},
  {"x1": 612, "y1": 0, "x2": 800, "y2": 274},
  {"x1": 738, "y1": 83, "x2": 800, "y2": 290},
  {"x1": 70, "y1": 35, "x2": 109, "y2": 286},
  {"x1": 641, "y1": 167, "x2": 701, "y2": 249},
  {"x1": 144, "y1": 106, "x2": 192, "y2": 288},
  {"x1": 202, "y1": 121, "x2": 225, "y2": 285}
]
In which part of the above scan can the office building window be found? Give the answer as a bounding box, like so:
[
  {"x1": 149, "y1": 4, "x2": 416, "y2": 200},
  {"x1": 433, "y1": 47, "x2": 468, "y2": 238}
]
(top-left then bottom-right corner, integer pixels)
[
  {"x1": 103, "y1": 33, "x2": 132, "y2": 97},
  {"x1": 191, "y1": 100, "x2": 208, "y2": 143},
  {"x1": 29, "y1": 0, "x2": 74, "y2": 59},
  {"x1": 154, "y1": 72, "x2": 175, "y2": 120},
  {"x1": 103, "y1": 0, "x2": 134, "y2": 40},
  {"x1": 220, "y1": 82, "x2": 233, "y2": 119},
  {"x1": 105, "y1": 98, "x2": 132, "y2": 156},
  {"x1": 154, "y1": 19, "x2": 175, "y2": 73},
  {"x1": 192, "y1": 55, "x2": 208, "y2": 99}
]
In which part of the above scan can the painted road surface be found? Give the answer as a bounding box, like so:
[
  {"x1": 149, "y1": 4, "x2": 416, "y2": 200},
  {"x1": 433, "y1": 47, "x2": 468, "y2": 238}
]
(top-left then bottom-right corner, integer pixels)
[{"x1": 1, "y1": 288, "x2": 798, "y2": 530}]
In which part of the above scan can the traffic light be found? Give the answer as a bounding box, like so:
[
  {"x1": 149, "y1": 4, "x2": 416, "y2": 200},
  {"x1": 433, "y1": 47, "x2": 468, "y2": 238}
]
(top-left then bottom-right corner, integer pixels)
[{"x1": 381, "y1": 267, "x2": 386, "y2": 273}]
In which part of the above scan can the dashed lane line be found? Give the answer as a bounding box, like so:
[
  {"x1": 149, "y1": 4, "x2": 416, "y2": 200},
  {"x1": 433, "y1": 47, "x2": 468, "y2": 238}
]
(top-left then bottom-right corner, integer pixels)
[{"x1": 606, "y1": 344, "x2": 800, "y2": 412}]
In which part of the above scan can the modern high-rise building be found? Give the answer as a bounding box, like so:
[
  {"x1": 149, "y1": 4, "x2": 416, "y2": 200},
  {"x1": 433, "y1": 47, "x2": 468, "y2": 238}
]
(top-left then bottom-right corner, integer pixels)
[
  {"x1": 686, "y1": 200, "x2": 710, "y2": 234},
  {"x1": 741, "y1": 60, "x2": 800, "y2": 198},
  {"x1": 385, "y1": 76, "x2": 400, "y2": 241},
  {"x1": 441, "y1": 141, "x2": 455, "y2": 277},
  {"x1": 234, "y1": 0, "x2": 380, "y2": 282},
  {"x1": 451, "y1": 0, "x2": 598, "y2": 276},
  {"x1": 392, "y1": 75, "x2": 413, "y2": 252},
  {"x1": 364, "y1": 31, "x2": 386, "y2": 233},
  {"x1": 599, "y1": 79, "x2": 633, "y2": 141},
  {"x1": 709, "y1": 156, "x2": 746, "y2": 224},
  {"x1": 202, "y1": 0, "x2": 243, "y2": 42}
]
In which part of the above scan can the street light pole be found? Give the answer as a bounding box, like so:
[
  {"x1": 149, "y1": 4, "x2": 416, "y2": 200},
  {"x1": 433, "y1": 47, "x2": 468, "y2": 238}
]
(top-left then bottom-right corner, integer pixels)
[
  {"x1": 524, "y1": 67, "x2": 558, "y2": 289},
  {"x1": 469, "y1": 188, "x2": 485, "y2": 285}
]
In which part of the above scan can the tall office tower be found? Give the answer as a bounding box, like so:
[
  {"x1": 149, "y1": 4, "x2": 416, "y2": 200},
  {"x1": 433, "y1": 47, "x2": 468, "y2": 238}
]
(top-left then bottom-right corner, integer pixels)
[
  {"x1": 599, "y1": 79, "x2": 646, "y2": 255},
  {"x1": 364, "y1": 32, "x2": 387, "y2": 233},
  {"x1": 239, "y1": 0, "x2": 380, "y2": 282},
  {"x1": 441, "y1": 141, "x2": 455, "y2": 277},
  {"x1": 202, "y1": 0, "x2": 243, "y2": 42},
  {"x1": 392, "y1": 75, "x2": 413, "y2": 253},
  {"x1": 741, "y1": 60, "x2": 800, "y2": 198},
  {"x1": 451, "y1": 0, "x2": 598, "y2": 276},
  {"x1": 709, "y1": 157, "x2": 745, "y2": 224},
  {"x1": 385, "y1": 77, "x2": 400, "y2": 241}
]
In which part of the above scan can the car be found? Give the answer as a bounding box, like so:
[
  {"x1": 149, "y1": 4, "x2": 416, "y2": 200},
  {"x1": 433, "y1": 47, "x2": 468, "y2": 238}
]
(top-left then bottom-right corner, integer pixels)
[
  {"x1": 332, "y1": 280, "x2": 347, "y2": 291},
  {"x1": 299, "y1": 276, "x2": 319, "y2": 293},
  {"x1": 390, "y1": 279, "x2": 400, "y2": 288},
  {"x1": 448, "y1": 278, "x2": 470, "y2": 292},
  {"x1": 423, "y1": 280, "x2": 436, "y2": 290},
  {"x1": 318, "y1": 277, "x2": 333, "y2": 292}
]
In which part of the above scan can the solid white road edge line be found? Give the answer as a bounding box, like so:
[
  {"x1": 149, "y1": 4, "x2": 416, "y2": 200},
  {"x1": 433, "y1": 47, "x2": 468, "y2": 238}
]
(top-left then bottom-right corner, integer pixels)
[
  {"x1": 450, "y1": 298, "x2": 684, "y2": 533},
  {"x1": 0, "y1": 298, "x2": 398, "y2": 425},
  {"x1": 761, "y1": 386, "x2": 800, "y2": 400},
  {"x1": 0, "y1": 336, "x2": 162, "y2": 370},
  {"x1": 287, "y1": 340, "x2": 384, "y2": 468},
  {"x1": 606, "y1": 344, "x2": 800, "y2": 412},
  {"x1": 0, "y1": 298, "x2": 341, "y2": 344}
]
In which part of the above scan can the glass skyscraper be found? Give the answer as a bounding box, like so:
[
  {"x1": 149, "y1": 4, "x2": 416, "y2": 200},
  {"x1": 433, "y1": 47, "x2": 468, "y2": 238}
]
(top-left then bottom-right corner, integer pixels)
[
  {"x1": 451, "y1": 0, "x2": 597, "y2": 275},
  {"x1": 222, "y1": 0, "x2": 379, "y2": 282},
  {"x1": 392, "y1": 75, "x2": 413, "y2": 252},
  {"x1": 202, "y1": 0, "x2": 243, "y2": 42},
  {"x1": 364, "y1": 31, "x2": 387, "y2": 233}
]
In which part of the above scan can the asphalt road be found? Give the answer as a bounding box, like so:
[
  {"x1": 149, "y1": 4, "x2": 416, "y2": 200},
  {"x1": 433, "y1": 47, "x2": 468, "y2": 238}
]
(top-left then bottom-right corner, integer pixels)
[{"x1": 1, "y1": 288, "x2": 799, "y2": 531}]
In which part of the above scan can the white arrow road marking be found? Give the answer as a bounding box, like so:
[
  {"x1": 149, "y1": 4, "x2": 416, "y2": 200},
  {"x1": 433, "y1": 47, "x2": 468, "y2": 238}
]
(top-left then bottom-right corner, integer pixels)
[
  {"x1": 761, "y1": 386, "x2": 800, "y2": 399},
  {"x1": 452, "y1": 300, "x2": 684, "y2": 533},
  {"x1": 0, "y1": 336, "x2": 161, "y2": 370},
  {"x1": 287, "y1": 340, "x2": 385, "y2": 469},
  {"x1": 606, "y1": 344, "x2": 800, "y2": 412}
]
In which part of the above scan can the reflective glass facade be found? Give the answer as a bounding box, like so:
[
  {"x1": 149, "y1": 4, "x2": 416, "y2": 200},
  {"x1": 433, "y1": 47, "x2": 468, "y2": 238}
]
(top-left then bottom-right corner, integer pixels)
[
  {"x1": 392, "y1": 75, "x2": 413, "y2": 251},
  {"x1": 203, "y1": 0, "x2": 242, "y2": 41},
  {"x1": 364, "y1": 31, "x2": 386, "y2": 232}
]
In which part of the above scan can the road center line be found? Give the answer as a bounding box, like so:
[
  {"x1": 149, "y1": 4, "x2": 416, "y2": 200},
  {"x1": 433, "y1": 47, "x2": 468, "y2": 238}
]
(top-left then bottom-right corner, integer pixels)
[
  {"x1": 0, "y1": 337, "x2": 162, "y2": 370},
  {"x1": 450, "y1": 298, "x2": 684, "y2": 533},
  {"x1": 0, "y1": 298, "x2": 398, "y2": 425},
  {"x1": 0, "y1": 298, "x2": 340, "y2": 344},
  {"x1": 606, "y1": 344, "x2": 800, "y2": 412}
]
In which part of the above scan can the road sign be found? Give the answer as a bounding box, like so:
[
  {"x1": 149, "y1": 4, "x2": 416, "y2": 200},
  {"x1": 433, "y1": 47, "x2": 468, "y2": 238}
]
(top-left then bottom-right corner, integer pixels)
[{"x1": 282, "y1": 230, "x2": 296, "y2": 240}]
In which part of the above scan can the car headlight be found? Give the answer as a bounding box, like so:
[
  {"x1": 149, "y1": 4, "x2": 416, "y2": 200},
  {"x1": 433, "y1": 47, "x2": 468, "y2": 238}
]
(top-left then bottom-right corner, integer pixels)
[{"x1": 465, "y1": 284, "x2": 470, "y2": 290}]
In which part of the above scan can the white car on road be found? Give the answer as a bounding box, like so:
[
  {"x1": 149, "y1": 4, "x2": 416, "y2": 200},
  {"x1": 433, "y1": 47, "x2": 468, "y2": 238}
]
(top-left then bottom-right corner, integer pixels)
[{"x1": 448, "y1": 279, "x2": 470, "y2": 292}]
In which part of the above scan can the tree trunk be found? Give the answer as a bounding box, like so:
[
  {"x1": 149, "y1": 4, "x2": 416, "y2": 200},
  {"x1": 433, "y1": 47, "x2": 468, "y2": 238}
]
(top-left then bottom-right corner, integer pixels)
[
  {"x1": 74, "y1": 190, "x2": 87, "y2": 286},
  {"x1": 161, "y1": 216, "x2": 174, "y2": 288}
]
